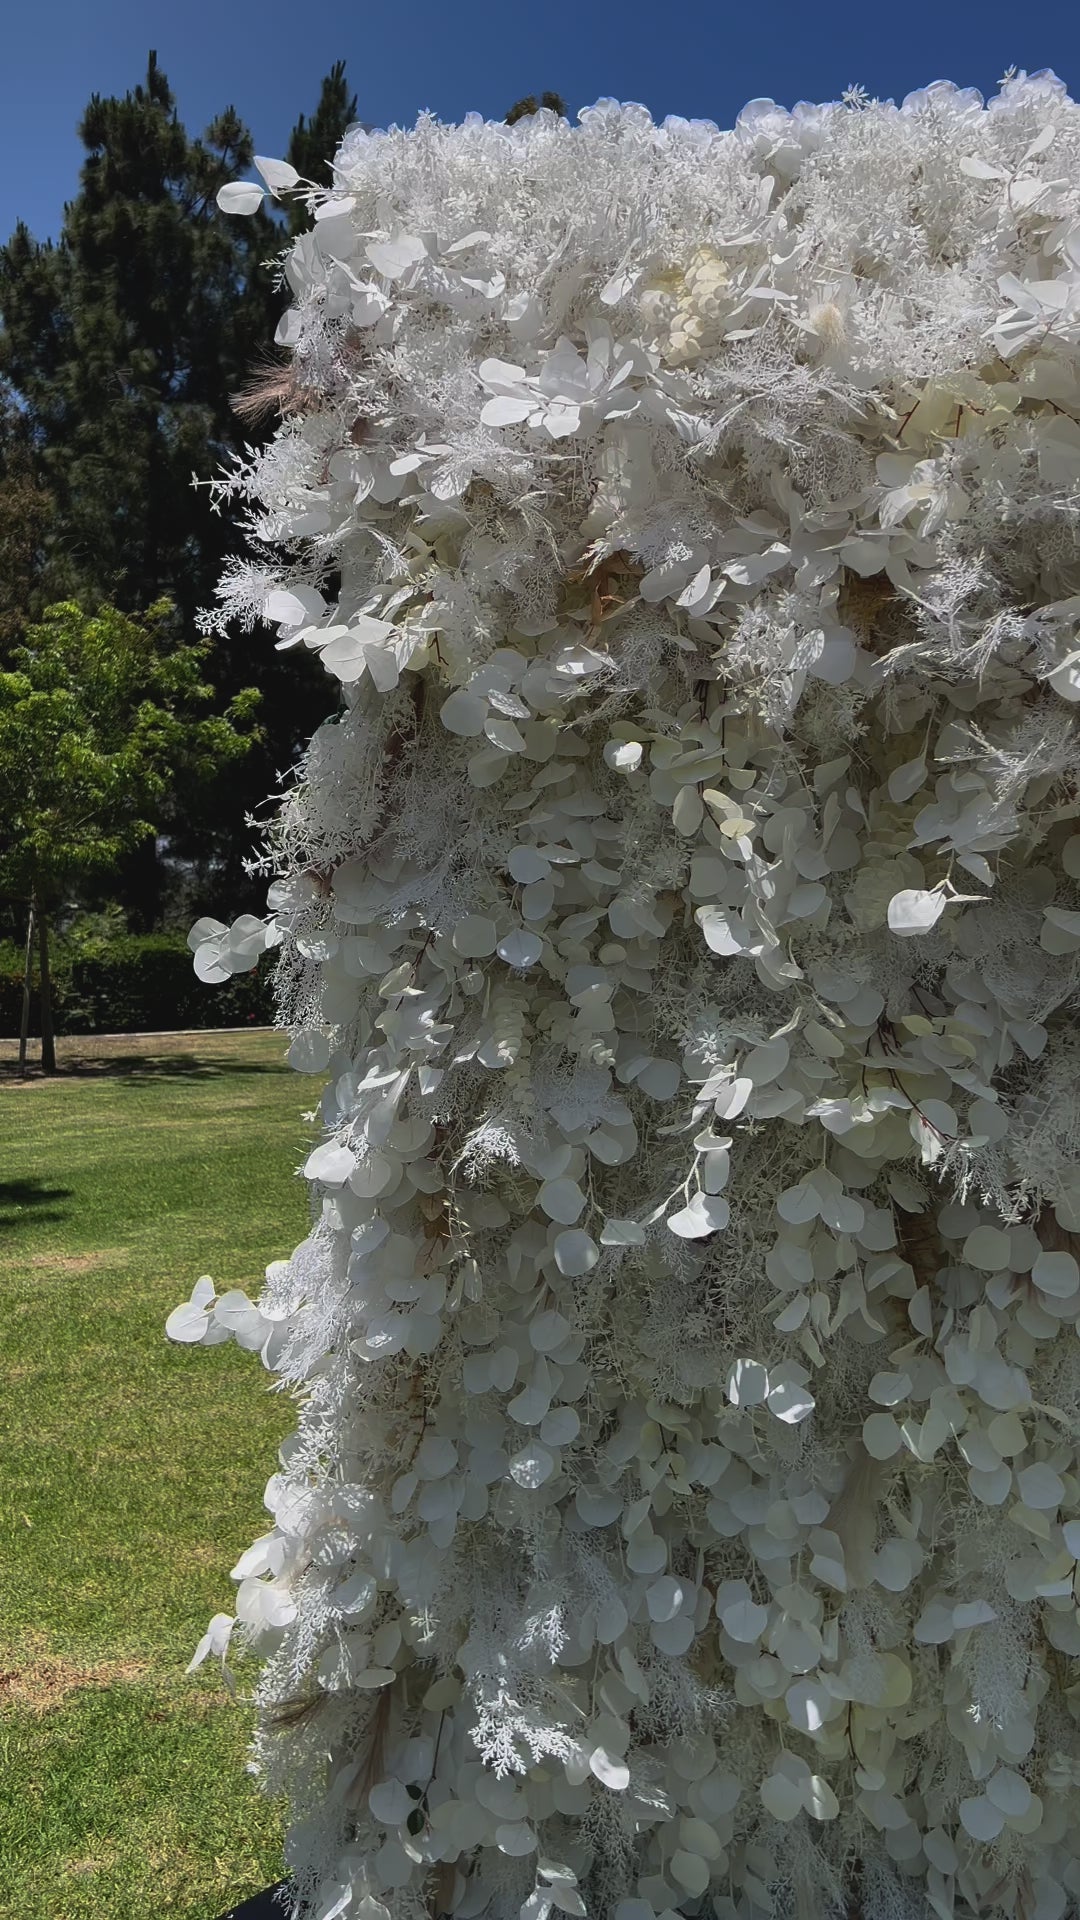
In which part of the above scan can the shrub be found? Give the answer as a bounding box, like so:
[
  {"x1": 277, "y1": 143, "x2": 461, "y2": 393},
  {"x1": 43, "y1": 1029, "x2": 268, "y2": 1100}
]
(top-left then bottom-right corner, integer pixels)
[{"x1": 0, "y1": 930, "x2": 274, "y2": 1036}]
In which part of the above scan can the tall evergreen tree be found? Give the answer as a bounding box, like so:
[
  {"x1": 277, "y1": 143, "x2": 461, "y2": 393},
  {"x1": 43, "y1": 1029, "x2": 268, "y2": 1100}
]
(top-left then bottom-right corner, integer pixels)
[
  {"x1": 0, "y1": 54, "x2": 282, "y2": 626},
  {"x1": 0, "y1": 54, "x2": 360, "y2": 917},
  {"x1": 0, "y1": 379, "x2": 51, "y2": 660},
  {"x1": 505, "y1": 92, "x2": 567, "y2": 125},
  {"x1": 284, "y1": 60, "x2": 359, "y2": 234}
]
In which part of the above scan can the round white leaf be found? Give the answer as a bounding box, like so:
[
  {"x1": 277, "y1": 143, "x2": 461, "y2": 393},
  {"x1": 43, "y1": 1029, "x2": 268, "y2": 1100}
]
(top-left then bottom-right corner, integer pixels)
[
  {"x1": 809, "y1": 634, "x2": 856, "y2": 684},
  {"x1": 187, "y1": 915, "x2": 227, "y2": 951},
  {"x1": 605, "y1": 740, "x2": 642, "y2": 771},
  {"x1": 963, "y1": 1225, "x2": 1012, "y2": 1271},
  {"x1": 539, "y1": 1177, "x2": 587, "y2": 1224},
  {"x1": 887, "y1": 756, "x2": 927, "y2": 803},
  {"x1": 1063, "y1": 834, "x2": 1080, "y2": 879},
  {"x1": 334, "y1": 1571, "x2": 378, "y2": 1619},
  {"x1": 727, "y1": 1358, "x2": 769, "y2": 1407},
  {"x1": 165, "y1": 1297, "x2": 212, "y2": 1344},
  {"x1": 369, "y1": 1779, "x2": 413, "y2": 1825},
  {"x1": 600, "y1": 1218, "x2": 645, "y2": 1247},
  {"x1": 914, "y1": 1602, "x2": 956, "y2": 1645},
  {"x1": 540, "y1": 1406, "x2": 580, "y2": 1445},
  {"x1": 589, "y1": 1747, "x2": 630, "y2": 1791},
  {"x1": 265, "y1": 585, "x2": 325, "y2": 627},
  {"x1": 887, "y1": 888, "x2": 947, "y2": 936},
  {"x1": 776, "y1": 1182, "x2": 818, "y2": 1225},
  {"x1": 576, "y1": 1487, "x2": 622, "y2": 1526},
  {"x1": 254, "y1": 155, "x2": 300, "y2": 194},
  {"x1": 804, "y1": 1776, "x2": 840, "y2": 1822},
  {"x1": 304, "y1": 1141, "x2": 358, "y2": 1185},
  {"x1": 193, "y1": 943, "x2": 232, "y2": 984},
  {"x1": 348, "y1": 1151, "x2": 394, "y2": 1198},
  {"x1": 670, "y1": 1852, "x2": 710, "y2": 1897},
  {"x1": 481, "y1": 394, "x2": 534, "y2": 427},
  {"x1": 217, "y1": 181, "x2": 265, "y2": 215},
  {"x1": 959, "y1": 1795, "x2": 1005, "y2": 1842},
  {"x1": 508, "y1": 846, "x2": 550, "y2": 884},
  {"x1": 496, "y1": 1822, "x2": 538, "y2": 1856},
  {"x1": 1032, "y1": 1250, "x2": 1080, "y2": 1297},
  {"x1": 863, "y1": 1412, "x2": 903, "y2": 1459},
  {"x1": 1049, "y1": 652, "x2": 1080, "y2": 701},
  {"x1": 986, "y1": 1769, "x2": 1032, "y2": 1817},
  {"x1": 669, "y1": 1193, "x2": 729, "y2": 1239},
  {"x1": 590, "y1": 1597, "x2": 627, "y2": 1649},
  {"x1": 869, "y1": 1371, "x2": 912, "y2": 1407},
  {"x1": 530, "y1": 1309, "x2": 572, "y2": 1352},
  {"x1": 498, "y1": 929, "x2": 543, "y2": 968},
  {"x1": 441, "y1": 689, "x2": 488, "y2": 735},
  {"x1": 367, "y1": 234, "x2": 427, "y2": 279},
  {"x1": 786, "y1": 1680, "x2": 830, "y2": 1733},
  {"x1": 969, "y1": 1463, "x2": 1012, "y2": 1505},
  {"x1": 553, "y1": 1230, "x2": 599, "y2": 1276},
  {"x1": 646, "y1": 1576, "x2": 687, "y2": 1623},
  {"x1": 637, "y1": 1057, "x2": 680, "y2": 1100},
  {"x1": 720, "y1": 1594, "x2": 769, "y2": 1644},
  {"x1": 1017, "y1": 1463, "x2": 1065, "y2": 1509},
  {"x1": 509, "y1": 1442, "x2": 556, "y2": 1488},
  {"x1": 768, "y1": 1378, "x2": 815, "y2": 1424},
  {"x1": 287, "y1": 1031, "x2": 332, "y2": 1074},
  {"x1": 522, "y1": 877, "x2": 556, "y2": 922},
  {"x1": 760, "y1": 1771, "x2": 803, "y2": 1822},
  {"x1": 453, "y1": 915, "x2": 497, "y2": 958}
]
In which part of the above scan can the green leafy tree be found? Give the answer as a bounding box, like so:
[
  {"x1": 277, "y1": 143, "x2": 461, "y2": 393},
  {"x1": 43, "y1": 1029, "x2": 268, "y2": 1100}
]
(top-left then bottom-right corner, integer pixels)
[{"x1": 0, "y1": 601, "x2": 260, "y2": 1074}]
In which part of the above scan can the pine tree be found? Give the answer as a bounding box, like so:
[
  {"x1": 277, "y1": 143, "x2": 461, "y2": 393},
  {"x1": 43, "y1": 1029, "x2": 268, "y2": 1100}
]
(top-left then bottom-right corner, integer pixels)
[
  {"x1": 0, "y1": 379, "x2": 51, "y2": 661},
  {"x1": 0, "y1": 54, "x2": 282, "y2": 626},
  {"x1": 505, "y1": 91, "x2": 567, "y2": 125},
  {"x1": 284, "y1": 60, "x2": 359, "y2": 234},
  {"x1": 0, "y1": 55, "x2": 359, "y2": 918}
]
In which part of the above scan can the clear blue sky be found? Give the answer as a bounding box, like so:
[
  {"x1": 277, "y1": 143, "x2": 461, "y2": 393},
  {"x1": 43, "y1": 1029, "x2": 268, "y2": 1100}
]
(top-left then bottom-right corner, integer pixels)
[{"x1": 1, "y1": 0, "x2": 1078, "y2": 245}]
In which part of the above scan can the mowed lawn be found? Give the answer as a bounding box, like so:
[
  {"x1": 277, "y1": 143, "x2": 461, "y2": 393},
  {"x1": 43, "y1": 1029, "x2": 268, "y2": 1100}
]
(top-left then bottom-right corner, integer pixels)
[{"x1": 0, "y1": 1031, "x2": 316, "y2": 1920}]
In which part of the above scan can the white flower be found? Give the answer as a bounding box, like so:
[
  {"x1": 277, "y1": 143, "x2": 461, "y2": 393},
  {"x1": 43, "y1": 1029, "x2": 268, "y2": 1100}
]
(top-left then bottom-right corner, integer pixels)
[
  {"x1": 479, "y1": 334, "x2": 639, "y2": 439},
  {"x1": 991, "y1": 270, "x2": 1080, "y2": 358}
]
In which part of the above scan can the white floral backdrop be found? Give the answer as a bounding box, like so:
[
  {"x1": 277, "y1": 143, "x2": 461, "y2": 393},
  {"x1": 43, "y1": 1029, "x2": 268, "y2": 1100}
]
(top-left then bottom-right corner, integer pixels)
[{"x1": 169, "y1": 73, "x2": 1080, "y2": 1920}]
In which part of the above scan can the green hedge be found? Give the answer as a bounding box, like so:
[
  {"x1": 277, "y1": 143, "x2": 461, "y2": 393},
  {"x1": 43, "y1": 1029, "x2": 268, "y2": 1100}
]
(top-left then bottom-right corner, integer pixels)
[{"x1": 0, "y1": 931, "x2": 276, "y2": 1037}]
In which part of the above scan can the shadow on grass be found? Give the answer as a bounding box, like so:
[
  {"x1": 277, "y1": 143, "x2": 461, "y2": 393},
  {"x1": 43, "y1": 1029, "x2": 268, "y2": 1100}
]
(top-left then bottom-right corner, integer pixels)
[
  {"x1": 113, "y1": 1055, "x2": 289, "y2": 1086},
  {"x1": 0, "y1": 1177, "x2": 74, "y2": 1229},
  {"x1": 215, "y1": 1880, "x2": 295, "y2": 1920},
  {"x1": 1, "y1": 1052, "x2": 287, "y2": 1086}
]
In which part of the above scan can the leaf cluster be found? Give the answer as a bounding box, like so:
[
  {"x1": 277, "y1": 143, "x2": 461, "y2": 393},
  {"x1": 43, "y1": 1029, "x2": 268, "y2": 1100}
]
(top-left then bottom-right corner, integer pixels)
[{"x1": 0, "y1": 600, "x2": 260, "y2": 905}]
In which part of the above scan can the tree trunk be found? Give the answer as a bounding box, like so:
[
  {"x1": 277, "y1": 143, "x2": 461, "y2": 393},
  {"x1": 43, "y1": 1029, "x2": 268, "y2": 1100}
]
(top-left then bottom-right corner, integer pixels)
[
  {"x1": 38, "y1": 908, "x2": 56, "y2": 1076},
  {"x1": 17, "y1": 896, "x2": 36, "y2": 1078}
]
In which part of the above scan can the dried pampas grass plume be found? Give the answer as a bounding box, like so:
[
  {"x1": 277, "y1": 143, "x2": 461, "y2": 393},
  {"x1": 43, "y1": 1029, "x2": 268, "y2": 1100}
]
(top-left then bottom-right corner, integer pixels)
[{"x1": 231, "y1": 352, "x2": 317, "y2": 424}]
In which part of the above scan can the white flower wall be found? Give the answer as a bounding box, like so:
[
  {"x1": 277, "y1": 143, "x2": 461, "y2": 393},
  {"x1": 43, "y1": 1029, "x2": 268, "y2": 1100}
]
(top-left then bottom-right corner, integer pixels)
[{"x1": 170, "y1": 75, "x2": 1080, "y2": 1920}]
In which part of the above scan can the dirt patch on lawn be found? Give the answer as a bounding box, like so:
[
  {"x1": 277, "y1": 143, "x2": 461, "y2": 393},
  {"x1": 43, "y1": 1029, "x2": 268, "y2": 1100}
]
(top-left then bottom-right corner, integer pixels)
[
  {"x1": 0, "y1": 1649, "x2": 150, "y2": 1715},
  {"x1": 0, "y1": 1246, "x2": 128, "y2": 1279},
  {"x1": 28, "y1": 1248, "x2": 127, "y2": 1275},
  {"x1": 64, "y1": 1855, "x2": 116, "y2": 1877}
]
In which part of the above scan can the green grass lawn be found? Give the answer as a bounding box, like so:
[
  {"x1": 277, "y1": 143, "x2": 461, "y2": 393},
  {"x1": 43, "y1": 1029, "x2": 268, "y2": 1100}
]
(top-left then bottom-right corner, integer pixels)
[{"x1": 0, "y1": 1030, "x2": 316, "y2": 1920}]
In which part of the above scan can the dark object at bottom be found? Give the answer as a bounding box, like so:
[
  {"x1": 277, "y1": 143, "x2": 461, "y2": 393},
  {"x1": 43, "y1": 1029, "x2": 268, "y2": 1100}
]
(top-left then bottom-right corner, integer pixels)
[{"x1": 214, "y1": 1880, "x2": 296, "y2": 1920}]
